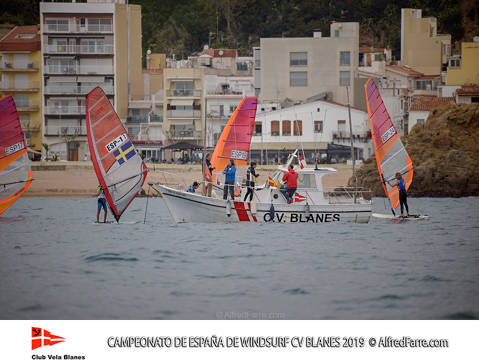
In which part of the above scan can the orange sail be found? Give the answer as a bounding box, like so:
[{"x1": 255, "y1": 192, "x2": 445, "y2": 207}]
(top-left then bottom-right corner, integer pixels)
[
  {"x1": 86, "y1": 87, "x2": 147, "y2": 221},
  {"x1": 364, "y1": 78, "x2": 413, "y2": 208},
  {"x1": 0, "y1": 95, "x2": 33, "y2": 215},
  {"x1": 209, "y1": 96, "x2": 258, "y2": 185}
]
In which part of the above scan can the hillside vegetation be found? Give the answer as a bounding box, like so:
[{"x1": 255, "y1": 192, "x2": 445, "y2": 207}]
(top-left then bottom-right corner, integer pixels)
[{"x1": 355, "y1": 103, "x2": 479, "y2": 197}]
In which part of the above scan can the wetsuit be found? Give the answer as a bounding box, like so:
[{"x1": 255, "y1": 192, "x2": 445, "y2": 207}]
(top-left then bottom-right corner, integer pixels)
[
  {"x1": 398, "y1": 177, "x2": 409, "y2": 215},
  {"x1": 244, "y1": 166, "x2": 259, "y2": 202}
]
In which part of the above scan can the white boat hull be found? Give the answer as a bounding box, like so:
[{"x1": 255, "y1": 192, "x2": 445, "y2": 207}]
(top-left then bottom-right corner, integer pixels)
[{"x1": 155, "y1": 184, "x2": 372, "y2": 224}]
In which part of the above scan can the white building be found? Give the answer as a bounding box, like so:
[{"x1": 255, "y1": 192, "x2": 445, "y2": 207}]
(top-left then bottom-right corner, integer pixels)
[
  {"x1": 408, "y1": 96, "x2": 453, "y2": 133},
  {"x1": 250, "y1": 99, "x2": 372, "y2": 164}
]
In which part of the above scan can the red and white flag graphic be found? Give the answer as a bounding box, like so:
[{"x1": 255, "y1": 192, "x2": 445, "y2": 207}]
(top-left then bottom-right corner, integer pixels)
[
  {"x1": 298, "y1": 155, "x2": 306, "y2": 169},
  {"x1": 32, "y1": 327, "x2": 65, "y2": 350},
  {"x1": 294, "y1": 193, "x2": 307, "y2": 203}
]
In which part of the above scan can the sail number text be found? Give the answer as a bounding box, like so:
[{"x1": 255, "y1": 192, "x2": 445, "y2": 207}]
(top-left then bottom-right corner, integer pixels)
[
  {"x1": 105, "y1": 134, "x2": 128, "y2": 152},
  {"x1": 231, "y1": 150, "x2": 248, "y2": 160},
  {"x1": 381, "y1": 126, "x2": 396, "y2": 144},
  {"x1": 5, "y1": 141, "x2": 24, "y2": 155}
]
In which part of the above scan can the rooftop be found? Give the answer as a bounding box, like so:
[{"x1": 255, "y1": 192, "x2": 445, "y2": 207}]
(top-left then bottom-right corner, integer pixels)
[
  {"x1": 0, "y1": 25, "x2": 40, "y2": 51},
  {"x1": 386, "y1": 65, "x2": 423, "y2": 77},
  {"x1": 409, "y1": 96, "x2": 453, "y2": 111},
  {"x1": 202, "y1": 48, "x2": 237, "y2": 58}
]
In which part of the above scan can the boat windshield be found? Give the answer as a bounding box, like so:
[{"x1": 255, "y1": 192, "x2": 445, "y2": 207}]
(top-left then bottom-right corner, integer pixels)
[{"x1": 297, "y1": 173, "x2": 316, "y2": 189}]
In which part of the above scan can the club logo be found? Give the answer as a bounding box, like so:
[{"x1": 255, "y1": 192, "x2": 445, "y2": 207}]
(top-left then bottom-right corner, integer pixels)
[{"x1": 32, "y1": 327, "x2": 65, "y2": 350}]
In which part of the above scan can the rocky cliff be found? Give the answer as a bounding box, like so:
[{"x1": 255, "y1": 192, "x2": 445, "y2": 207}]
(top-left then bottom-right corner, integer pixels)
[{"x1": 354, "y1": 103, "x2": 479, "y2": 197}]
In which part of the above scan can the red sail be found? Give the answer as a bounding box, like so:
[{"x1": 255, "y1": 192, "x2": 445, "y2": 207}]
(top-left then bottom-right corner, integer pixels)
[{"x1": 0, "y1": 95, "x2": 32, "y2": 215}]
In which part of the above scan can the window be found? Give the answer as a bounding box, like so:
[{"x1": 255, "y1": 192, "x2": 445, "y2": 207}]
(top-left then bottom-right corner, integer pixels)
[
  {"x1": 254, "y1": 122, "x2": 262, "y2": 135},
  {"x1": 339, "y1": 71, "x2": 350, "y2": 86},
  {"x1": 229, "y1": 105, "x2": 236, "y2": 113},
  {"x1": 14, "y1": 94, "x2": 29, "y2": 108},
  {"x1": 87, "y1": 18, "x2": 112, "y2": 32},
  {"x1": 173, "y1": 81, "x2": 194, "y2": 96},
  {"x1": 236, "y1": 62, "x2": 248, "y2": 70},
  {"x1": 293, "y1": 120, "x2": 302, "y2": 136},
  {"x1": 271, "y1": 121, "x2": 280, "y2": 136},
  {"x1": 338, "y1": 119, "x2": 346, "y2": 132},
  {"x1": 340, "y1": 51, "x2": 350, "y2": 66},
  {"x1": 14, "y1": 74, "x2": 29, "y2": 88},
  {"x1": 45, "y1": 18, "x2": 69, "y2": 32},
  {"x1": 219, "y1": 105, "x2": 224, "y2": 116},
  {"x1": 290, "y1": 71, "x2": 307, "y2": 86},
  {"x1": 290, "y1": 52, "x2": 307, "y2": 66},
  {"x1": 449, "y1": 58, "x2": 461, "y2": 67},
  {"x1": 282, "y1": 120, "x2": 291, "y2": 136},
  {"x1": 314, "y1": 121, "x2": 323, "y2": 133},
  {"x1": 417, "y1": 119, "x2": 425, "y2": 125},
  {"x1": 334, "y1": 29, "x2": 340, "y2": 37},
  {"x1": 81, "y1": 38, "x2": 104, "y2": 53},
  {"x1": 415, "y1": 80, "x2": 436, "y2": 90},
  {"x1": 472, "y1": 97, "x2": 479, "y2": 103}
]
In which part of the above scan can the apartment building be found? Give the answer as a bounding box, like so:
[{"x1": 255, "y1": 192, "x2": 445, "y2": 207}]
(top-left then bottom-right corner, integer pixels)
[
  {"x1": 446, "y1": 40, "x2": 479, "y2": 86},
  {"x1": 163, "y1": 68, "x2": 204, "y2": 147},
  {"x1": 0, "y1": 25, "x2": 43, "y2": 155},
  {"x1": 250, "y1": 99, "x2": 372, "y2": 165},
  {"x1": 255, "y1": 22, "x2": 359, "y2": 106},
  {"x1": 40, "y1": 0, "x2": 143, "y2": 160},
  {"x1": 401, "y1": 8, "x2": 451, "y2": 76}
]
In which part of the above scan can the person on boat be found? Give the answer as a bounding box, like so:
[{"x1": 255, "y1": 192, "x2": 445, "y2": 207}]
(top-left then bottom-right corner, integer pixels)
[
  {"x1": 187, "y1": 181, "x2": 199, "y2": 193},
  {"x1": 388, "y1": 172, "x2": 409, "y2": 217},
  {"x1": 96, "y1": 185, "x2": 108, "y2": 223},
  {"x1": 223, "y1": 159, "x2": 236, "y2": 200},
  {"x1": 244, "y1": 161, "x2": 259, "y2": 202},
  {"x1": 204, "y1": 153, "x2": 215, "y2": 197},
  {"x1": 282, "y1": 164, "x2": 298, "y2": 204}
]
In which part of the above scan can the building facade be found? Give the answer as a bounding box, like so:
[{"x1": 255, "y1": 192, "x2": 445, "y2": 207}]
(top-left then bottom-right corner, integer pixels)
[
  {"x1": 0, "y1": 25, "x2": 43, "y2": 155},
  {"x1": 446, "y1": 41, "x2": 479, "y2": 86},
  {"x1": 163, "y1": 68, "x2": 204, "y2": 147},
  {"x1": 40, "y1": 0, "x2": 143, "y2": 160},
  {"x1": 250, "y1": 99, "x2": 372, "y2": 165},
  {"x1": 256, "y1": 22, "x2": 359, "y2": 106},
  {"x1": 401, "y1": 8, "x2": 451, "y2": 76}
]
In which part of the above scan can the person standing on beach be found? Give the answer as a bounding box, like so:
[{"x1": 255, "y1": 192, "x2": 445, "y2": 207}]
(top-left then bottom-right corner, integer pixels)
[
  {"x1": 388, "y1": 172, "x2": 409, "y2": 217},
  {"x1": 204, "y1": 153, "x2": 215, "y2": 197},
  {"x1": 223, "y1": 159, "x2": 236, "y2": 200},
  {"x1": 244, "y1": 161, "x2": 259, "y2": 202},
  {"x1": 96, "y1": 185, "x2": 108, "y2": 223}
]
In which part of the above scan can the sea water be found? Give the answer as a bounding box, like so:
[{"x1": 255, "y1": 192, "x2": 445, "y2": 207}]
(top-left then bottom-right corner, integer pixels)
[{"x1": 0, "y1": 197, "x2": 478, "y2": 319}]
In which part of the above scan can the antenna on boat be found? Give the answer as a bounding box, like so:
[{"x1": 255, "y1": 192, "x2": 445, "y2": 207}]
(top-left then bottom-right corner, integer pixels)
[{"x1": 346, "y1": 86, "x2": 357, "y2": 203}]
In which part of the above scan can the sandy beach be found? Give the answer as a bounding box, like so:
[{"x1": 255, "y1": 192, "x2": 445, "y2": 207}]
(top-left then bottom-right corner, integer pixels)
[{"x1": 25, "y1": 162, "x2": 353, "y2": 197}]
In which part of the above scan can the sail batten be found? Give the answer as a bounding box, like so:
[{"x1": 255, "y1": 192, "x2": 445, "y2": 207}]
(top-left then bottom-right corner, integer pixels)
[
  {"x1": 0, "y1": 95, "x2": 33, "y2": 215},
  {"x1": 364, "y1": 79, "x2": 413, "y2": 209},
  {"x1": 86, "y1": 87, "x2": 147, "y2": 221}
]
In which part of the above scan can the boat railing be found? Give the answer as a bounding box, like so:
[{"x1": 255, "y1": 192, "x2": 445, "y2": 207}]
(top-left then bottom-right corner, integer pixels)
[{"x1": 324, "y1": 187, "x2": 372, "y2": 204}]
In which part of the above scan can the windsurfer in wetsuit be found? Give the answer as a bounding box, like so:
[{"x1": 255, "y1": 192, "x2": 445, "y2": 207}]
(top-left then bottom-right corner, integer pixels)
[
  {"x1": 244, "y1": 161, "x2": 259, "y2": 202},
  {"x1": 96, "y1": 185, "x2": 108, "y2": 223},
  {"x1": 388, "y1": 172, "x2": 409, "y2": 217},
  {"x1": 204, "y1": 153, "x2": 215, "y2": 197}
]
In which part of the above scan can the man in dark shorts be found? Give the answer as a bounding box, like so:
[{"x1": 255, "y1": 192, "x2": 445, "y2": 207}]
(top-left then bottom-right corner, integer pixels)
[{"x1": 96, "y1": 185, "x2": 108, "y2": 223}]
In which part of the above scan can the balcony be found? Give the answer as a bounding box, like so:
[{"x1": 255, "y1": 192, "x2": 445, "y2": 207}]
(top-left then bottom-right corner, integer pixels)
[
  {"x1": 150, "y1": 115, "x2": 163, "y2": 122},
  {"x1": 166, "y1": 89, "x2": 202, "y2": 98},
  {"x1": 332, "y1": 131, "x2": 372, "y2": 142},
  {"x1": 45, "y1": 64, "x2": 114, "y2": 75},
  {"x1": 20, "y1": 120, "x2": 42, "y2": 132},
  {"x1": 0, "y1": 62, "x2": 39, "y2": 72},
  {"x1": 166, "y1": 109, "x2": 201, "y2": 119},
  {"x1": 126, "y1": 116, "x2": 148, "y2": 123},
  {"x1": 45, "y1": 125, "x2": 87, "y2": 137},
  {"x1": 44, "y1": 23, "x2": 113, "y2": 34},
  {"x1": 167, "y1": 128, "x2": 201, "y2": 139},
  {"x1": 15, "y1": 102, "x2": 40, "y2": 112},
  {"x1": 0, "y1": 81, "x2": 40, "y2": 93},
  {"x1": 45, "y1": 105, "x2": 85, "y2": 115},
  {"x1": 44, "y1": 44, "x2": 114, "y2": 55},
  {"x1": 44, "y1": 84, "x2": 114, "y2": 95}
]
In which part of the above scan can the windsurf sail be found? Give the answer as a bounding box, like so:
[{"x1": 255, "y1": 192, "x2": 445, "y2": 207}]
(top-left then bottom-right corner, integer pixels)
[
  {"x1": 86, "y1": 87, "x2": 147, "y2": 222},
  {"x1": 0, "y1": 95, "x2": 33, "y2": 215},
  {"x1": 209, "y1": 96, "x2": 258, "y2": 186},
  {"x1": 364, "y1": 78, "x2": 413, "y2": 210}
]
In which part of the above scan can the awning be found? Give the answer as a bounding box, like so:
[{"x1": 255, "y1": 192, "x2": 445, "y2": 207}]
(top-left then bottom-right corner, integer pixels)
[
  {"x1": 52, "y1": 76, "x2": 76, "y2": 82},
  {"x1": 79, "y1": 76, "x2": 105, "y2": 82},
  {"x1": 170, "y1": 99, "x2": 193, "y2": 106},
  {"x1": 250, "y1": 141, "x2": 328, "y2": 151}
]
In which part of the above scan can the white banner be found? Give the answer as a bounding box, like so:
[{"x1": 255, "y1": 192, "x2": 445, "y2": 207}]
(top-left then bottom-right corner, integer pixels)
[{"x1": 1, "y1": 320, "x2": 477, "y2": 360}]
